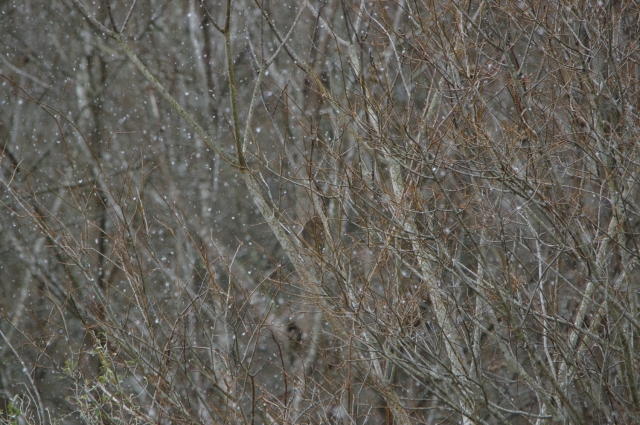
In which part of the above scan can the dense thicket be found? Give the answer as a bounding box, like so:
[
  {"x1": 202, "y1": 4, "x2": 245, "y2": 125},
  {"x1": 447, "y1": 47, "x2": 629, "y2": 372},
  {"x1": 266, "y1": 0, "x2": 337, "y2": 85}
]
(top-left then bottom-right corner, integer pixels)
[{"x1": 1, "y1": 0, "x2": 640, "y2": 423}]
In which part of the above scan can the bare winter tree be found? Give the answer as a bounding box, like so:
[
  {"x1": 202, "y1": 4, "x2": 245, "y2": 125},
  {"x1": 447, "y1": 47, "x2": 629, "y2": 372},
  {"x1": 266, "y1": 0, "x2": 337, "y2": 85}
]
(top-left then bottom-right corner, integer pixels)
[{"x1": 1, "y1": 0, "x2": 640, "y2": 424}]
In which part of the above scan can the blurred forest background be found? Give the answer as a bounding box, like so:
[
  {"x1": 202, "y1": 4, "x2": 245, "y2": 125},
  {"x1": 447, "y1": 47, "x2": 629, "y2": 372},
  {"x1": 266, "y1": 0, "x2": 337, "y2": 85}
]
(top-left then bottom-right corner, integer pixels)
[{"x1": 1, "y1": 0, "x2": 640, "y2": 423}]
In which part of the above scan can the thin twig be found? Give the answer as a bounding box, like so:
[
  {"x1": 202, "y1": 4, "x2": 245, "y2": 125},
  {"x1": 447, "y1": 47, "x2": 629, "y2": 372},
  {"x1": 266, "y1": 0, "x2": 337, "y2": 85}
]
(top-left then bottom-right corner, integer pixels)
[{"x1": 120, "y1": 0, "x2": 138, "y2": 33}]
